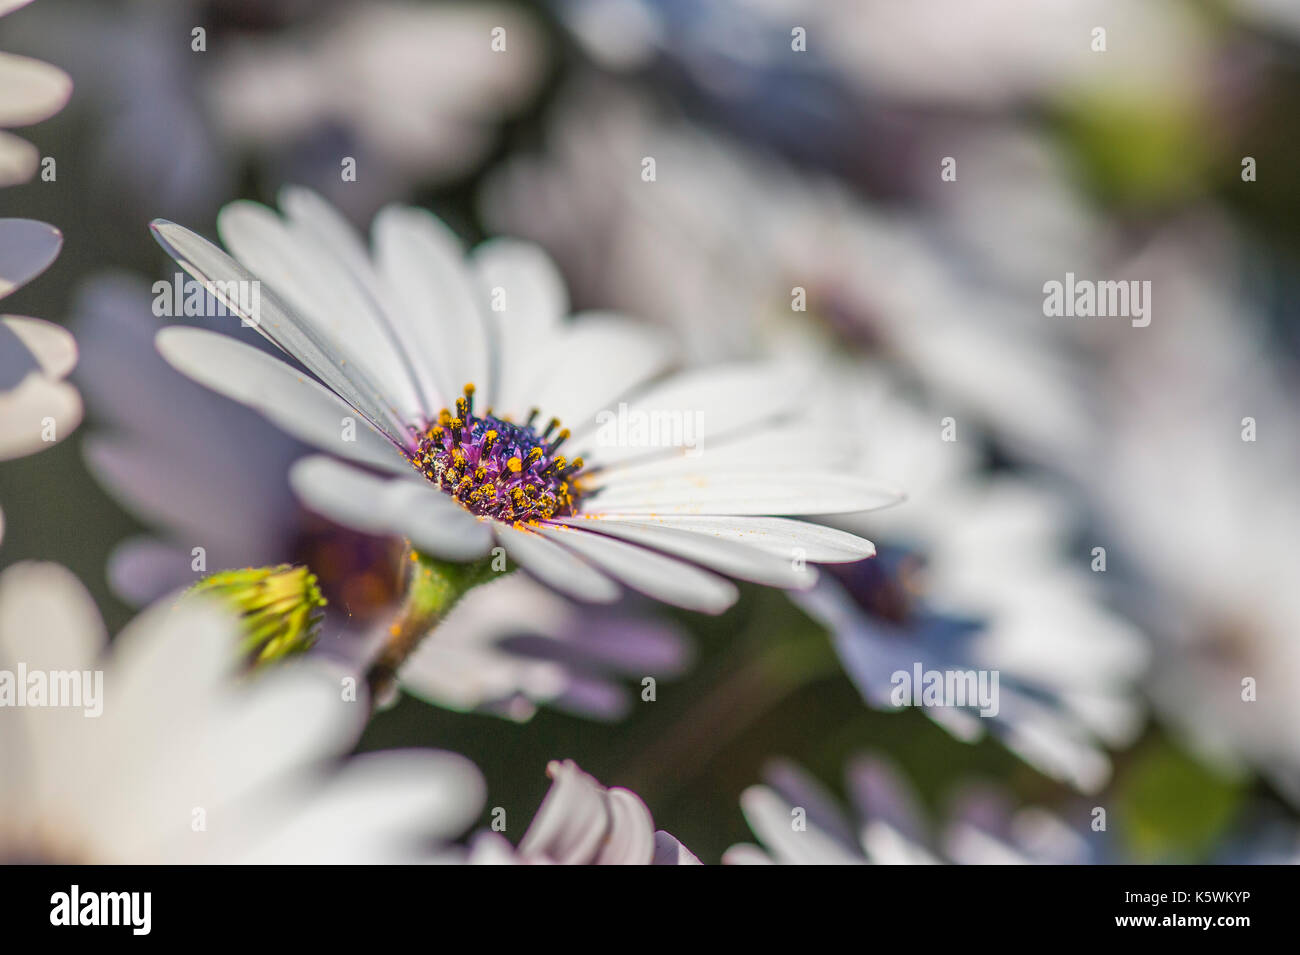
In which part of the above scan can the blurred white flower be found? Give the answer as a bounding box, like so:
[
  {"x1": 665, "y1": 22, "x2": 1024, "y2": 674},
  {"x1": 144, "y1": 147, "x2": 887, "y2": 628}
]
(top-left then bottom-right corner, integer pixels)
[
  {"x1": 807, "y1": 0, "x2": 1211, "y2": 111},
  {"x1": 149, "y1": 188, "x2": 894, "y2": 616},
  {"x1": 730, "y1": 754, "x2": 1300, "y2": 865},
  {"x1": 0, "y1": 0, "x2": 71, "y2": 185},
  {"x1": 1097, "y1": 222, "x2": 1300, "y2": 806},
  {"x1": 560, "y1": 0, "x2": 1212, "y2": 112},
  {"x1": 0, "y1": 218, "x2": 79, "y2": 542},
  {"x1": 207, "y1": 0, "x2": 548, "y2": 217},
  {"x1": 470, "y1": 758, "x2": 699, "y2": 864},
  {"x1": 482, "y1": 85, "x2": 1097, "y2": 471},
  {"x1": 725, "y1": 755, "x2": 1100, "y2": 865},
  {"x1": 800, "y1": 368, "x2": 1149, "y2": 792},
  {"x1": 0, "y1": 561, "x2": 484, "y2": 862}
]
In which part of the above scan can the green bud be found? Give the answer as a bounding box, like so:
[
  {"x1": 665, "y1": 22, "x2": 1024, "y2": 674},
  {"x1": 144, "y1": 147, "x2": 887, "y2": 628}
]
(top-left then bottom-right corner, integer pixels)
[{"x1": 191, "y1": 564, "x2": 327, "y2": 666}]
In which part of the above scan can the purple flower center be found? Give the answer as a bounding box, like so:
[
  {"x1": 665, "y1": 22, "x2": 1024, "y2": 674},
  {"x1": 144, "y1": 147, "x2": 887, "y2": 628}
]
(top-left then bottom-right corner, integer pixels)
[{"x1": 406, "y1": 384, "x2": 586, "y2": 524}]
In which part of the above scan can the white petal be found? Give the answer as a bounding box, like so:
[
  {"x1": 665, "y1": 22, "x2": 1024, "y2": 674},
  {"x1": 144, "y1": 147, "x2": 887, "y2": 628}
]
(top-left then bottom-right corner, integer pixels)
[
  {"x1": 289, "y1": 455, "x2": 493, "y2": 560},
  {"x1": 105, "y1": 537, "x2": 195, "y2": 605},
  {"x1": 155, "y1": 327, "x2": 408, "y2": 473},
  {"x1": 584, "y1": 421, "x2": 857, "y2": 488},
  {"x1": 556, "y1": 516, "x2": 816, "y2": 589},
  {"x1": 382, "y1": 479, "x2": 496, "y2": 560},
  {"x1": 518, "y1": 759, "x2": 614, "y2": 863},
  {"x1": 280, "y1": 187, "x2": 445, "y2": 414},
  {"x1": 85, "y1": 434, "x2": 291, "y2": 563},
  {"x1": 150, "y1": 219, "x2": 409, "y2": 442},
  {"x1": 492, "y1": 521, "x2": 621, "y2": 603},
  {"x1": 572, "y1": 514, "x2": 875, "y2": 562},
  {"x1": 0, "y1": 219, "x2": 61, "y2": 299},
  {"x1": 738, "y1": 785, "x2": 866, "y2": 865},
  {"x1": 587, "y1": 472, "x2": 903, "y2": 516},
  {"x1": 0, "y1": 561, "x2": 104, "y2": 672},
  {"x1": 577, "y1": 361, "x2": 804, "y2": 463},
  {"x1": 472, "y1": 237, "x2": 567, "y2": 413},
  {"x1": 507, "y1": 313, "x2": 674, "y2": 428},
  {"x1": 0, "y1": 131, "x2": 36, "y2": 186},
  {"x1": 722, "y1": 843, "x2": 776, "y2": 865},
  {"x1": 653, "y1": 831, "x2": 703, "y2": 865},
  {"x1": 0, "y1": 371, "x2": 80, "y2": 459},
  {"x1": 220, "y1": 197, "x2": 429, "y2": 421},
  {"x1": 0, "y1": 52, "x2": 72, "y2": 126},
  {"x1": 0, "y1": 563, "x2": 104, "y2": 802},
  {"x1": 598, "y1": 788, "x2": 657, "y2": 864},
  {"x1": 373, "y1": 203, "x2": 492, "y2": 404},
  {"x1": 246, "y1": 750, "x2": 485, "y2": 863},
  {"x1": 2, "y1": 316, "x2": 76, "y2": 378},
  {"x1": 537, "y1": 523, "x2": 737, "y2": 614}
]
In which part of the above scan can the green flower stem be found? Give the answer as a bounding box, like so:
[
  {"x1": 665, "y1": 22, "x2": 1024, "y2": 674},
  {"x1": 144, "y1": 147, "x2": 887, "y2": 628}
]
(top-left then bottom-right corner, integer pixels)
[{"x1": 365, "y1": 547, "x2": 502, "y2": 703}]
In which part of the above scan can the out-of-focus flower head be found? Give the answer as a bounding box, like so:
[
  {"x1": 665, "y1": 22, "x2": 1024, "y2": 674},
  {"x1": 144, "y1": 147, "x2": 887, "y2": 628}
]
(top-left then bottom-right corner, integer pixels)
[
  {"x1": 725, "y1": 754, "x2": 1109, "y2": 865},
  {"x1": 0, "y1": 0, "x2": 71, "y2": 185},
  {"x1": 729, "y1": 752, "x2": 1300, "y2": 864},
  {"x1": 555, "y1": 0, "x2": 1214, "y2": 112},
  {"x1": 552, "y1": 0, "x2": 1232, "y2": 206},
  {"x1": 1096, "y1": 220, "x2": 1300, "y2": 807},
  {"x1": 0, "y1": 561, "x2": 484, "y2": 862},
  {"x1": 470, "y1": 758, "x2": 700, "y2": 864},
  {"x1": 802, "y1": 369, "x2": 1149, "y2": 793},
  {"x1": 7, "y1": 0, "x2": 548, "y2": 220},
  {"x1": 0, "y1": 218, "x2": 78, "y2": 542},
  {"x1": 206, "y1": 0, "x2": 550, "y2": 219}
]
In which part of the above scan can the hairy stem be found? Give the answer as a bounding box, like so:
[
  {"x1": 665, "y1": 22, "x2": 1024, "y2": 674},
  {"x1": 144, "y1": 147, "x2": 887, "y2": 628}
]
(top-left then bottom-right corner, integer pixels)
[{"x1": 366, "y1": 547, "x2": 502, "y2": 705}]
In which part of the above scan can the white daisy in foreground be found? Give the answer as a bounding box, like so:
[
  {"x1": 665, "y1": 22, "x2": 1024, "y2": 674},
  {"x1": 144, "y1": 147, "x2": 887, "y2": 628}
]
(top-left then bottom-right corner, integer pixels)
[
  {"x1": 0, "y1": 0, "x2": 71, "y2": 185},
  {"x1": 0, "y1": 218, "x2": 79, "y2": 542},
  {"x1": 470, "y1": 759, "x2": 699, "y2": 864},
  {"x1": 149, "y1": 188, "x2": 893, "y2": 689},
  {"x1": 75, "y1": 273, "x2": 690, "y2": 721},
  {"x1": 0, "y1": 561, "x2": 484, "y2": 862}
]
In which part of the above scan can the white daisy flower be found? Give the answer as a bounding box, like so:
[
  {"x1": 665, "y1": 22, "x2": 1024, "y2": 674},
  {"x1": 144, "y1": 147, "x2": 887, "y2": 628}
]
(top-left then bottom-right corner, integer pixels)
[
  {"x1": 0, "y1": 0, "x2": 71, "y2": 185},
  {"x1": 0, "y1": 561, "x2": 485, "y2": 862},
  {"x1": 74, "y1": 273, "x2": 690, "y2": 721},
  {"x1": 469, "y1": 758, "x2": 699, "y2": 864},
  {"x1": 148, "y1": 188, "x2": 892, "y2": 684},
  {"x1": 0, "y1": 218, "x2": 80, "y2": 542}
]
